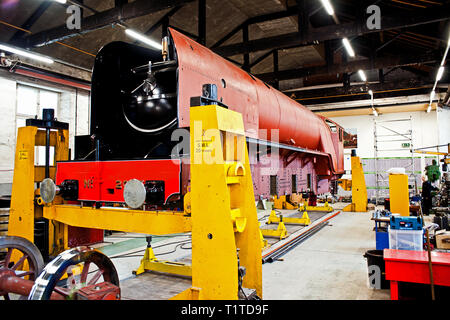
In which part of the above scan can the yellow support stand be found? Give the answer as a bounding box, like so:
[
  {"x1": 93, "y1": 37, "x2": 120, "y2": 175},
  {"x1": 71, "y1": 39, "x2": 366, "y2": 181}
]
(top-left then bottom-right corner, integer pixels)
[
  {"x1": 299, "y1": 202, "x2": 333, "y2": 213},
  {"x1": 389, "y1": 174, "x2": 410, "y2": 216},
  {"x1": 273, "y1": 195, "x2": 286, "y2": 210},
  {"x1": 261, "y1": 217, "x2": 288, "y2": 240},
  {"x1": 259, "y1": 230, "x2": 269, "y2": 249},
  {"x1": 289, "y1": 193, "x2": 303, "y2": 206},
  {"x1": 284, "y1": 201, "x2": 298, "y2": 210},
  {"x1": 133, "y1": 237, "x2": 192, "y2": 277},
  {"x1": 273, "y1": 195, "x2": 299, "y2": 210},
  {"x1": 173, "y1": 105, "x2": 262, "y2": 300},
  {"x1": 343, "y1": 156, "x2": 368, "y2": 212},
  {"x1": 267, "y1": 210, "x2": 311, "y2": 226},
  {"x1": 8, "y1": 125, "x2": 69, "y2": 256}
]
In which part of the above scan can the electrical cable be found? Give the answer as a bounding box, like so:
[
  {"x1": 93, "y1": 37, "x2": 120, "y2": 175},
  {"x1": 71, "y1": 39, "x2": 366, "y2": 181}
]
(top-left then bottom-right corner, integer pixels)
[
  {"x1": 105, "y1": 233, "x2": 191, "y2": 239},
  {"x1": 110, "y1": 242, "x2": 191, "y2": 259},
  {"x1": 109, "y1": 239, "x2": 192, "y2": 259}
]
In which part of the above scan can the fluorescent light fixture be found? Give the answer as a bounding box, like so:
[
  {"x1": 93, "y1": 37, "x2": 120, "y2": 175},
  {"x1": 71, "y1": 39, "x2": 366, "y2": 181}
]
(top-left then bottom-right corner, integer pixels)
[
  {"x1": 436, "y1": 66, "x2": 445, "y2": 81},
  {"x1": 372, "y1": 109, "x2": 378, "y2": 117},
  {"x1": 125, "y1": 29, "x2": 162, "y2": 50},
  {"x1": 55, "y1": 0, "x2": 66, "y2": 3},
  {"x1": 358, "y1": 70, "x2": 367, "y2": 82},
  {"x1": 430, "y1": 90, "x2": 436, "y2": 102},
  {"x1": 0, "y1": 44, "x2": 53, "y2": 64},
  {"x1": 427, "y1": 104, "x2": 432, "y2": 113},
  {"x1": 342, "y1": 38, "x2": 355, "y2": 57},
  {"x1": 320, "y1": 0, "x2": 335, "y2": 15}
]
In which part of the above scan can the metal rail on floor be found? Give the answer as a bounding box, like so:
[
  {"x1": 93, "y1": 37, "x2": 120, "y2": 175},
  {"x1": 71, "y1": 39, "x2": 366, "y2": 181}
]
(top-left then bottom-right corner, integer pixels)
[{"x1": 262, "y1": 211, "x2": 341, "y2": 264}]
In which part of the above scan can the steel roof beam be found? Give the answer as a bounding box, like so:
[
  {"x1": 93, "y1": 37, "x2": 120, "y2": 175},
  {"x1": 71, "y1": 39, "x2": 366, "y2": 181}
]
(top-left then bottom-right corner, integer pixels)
[
  {"x1": 24, "y1": 0, "x2": 195, "y2": 47},
  {"x1": 213, "y1": 5, "x2": 450, "y2": 57},
  {"x1": 255, "y1": 52, "x2": 441, "y2": 82},
  {"x1": 9, "y1": 1, "x2": 52, "y2": 43}
]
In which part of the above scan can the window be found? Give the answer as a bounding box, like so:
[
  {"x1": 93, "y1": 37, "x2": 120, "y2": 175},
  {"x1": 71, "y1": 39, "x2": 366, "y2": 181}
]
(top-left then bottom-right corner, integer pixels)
[
  {"x1": 292, "y1": 174, "x2": 297, "y2": 193},
  {"x1": 325, "y1": 120, "x2": 337, "y2": 133},
  {"x1": 16, "y1": 84, "x2": 60, "y2": 166},
  {"x1": 270, "y1": 175, "x2": 278, "y2": 196}
]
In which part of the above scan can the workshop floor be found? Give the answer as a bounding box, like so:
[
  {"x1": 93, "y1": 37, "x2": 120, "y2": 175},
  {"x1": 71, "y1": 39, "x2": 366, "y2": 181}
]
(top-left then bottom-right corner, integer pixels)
[
  {"x1": 94, "y1": 204, "x2": 390, "y2": 300},
  {"x1": 262, "y1": 208, "x2": 390, "y2": 300}
]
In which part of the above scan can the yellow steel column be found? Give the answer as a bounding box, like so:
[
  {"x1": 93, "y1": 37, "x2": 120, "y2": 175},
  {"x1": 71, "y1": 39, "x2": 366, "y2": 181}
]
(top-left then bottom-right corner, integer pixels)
[
  {"x1": 8, "y1": 126, "x2": 69, "y2": 255},
  {"x1": 389, "y1": 174, "x2": 409, "y2": 216},
  {"x1": 7, "y1": 126, "x2": 39, "y2": 242},
  {"x1": 343, "y1": 156, "x2": 367, "y2": 212}
]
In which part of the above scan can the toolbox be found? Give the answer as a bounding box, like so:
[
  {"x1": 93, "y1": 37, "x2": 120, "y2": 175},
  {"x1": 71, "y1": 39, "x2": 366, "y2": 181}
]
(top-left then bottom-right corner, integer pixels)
[{"x1": 390, "y1": 216, "x2": 423, "y2": 230}]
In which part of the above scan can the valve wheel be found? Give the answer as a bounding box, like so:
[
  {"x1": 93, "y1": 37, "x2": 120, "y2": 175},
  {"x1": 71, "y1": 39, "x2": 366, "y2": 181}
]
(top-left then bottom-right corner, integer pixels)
[
  {"x1": 0, "y1": 236, "x2": 44, "y2": 300},
  {"x1": 28, "y1": 246, "x2": 120, "y2": 300}
]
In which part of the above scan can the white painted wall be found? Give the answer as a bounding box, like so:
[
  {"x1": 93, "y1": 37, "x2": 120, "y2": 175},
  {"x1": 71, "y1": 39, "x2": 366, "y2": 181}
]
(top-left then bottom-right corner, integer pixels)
[
  {"x1": 0, "y1": 77, "x2": 17, "y2": 188},
  {"x1": 0, "y1": 75, "x2": 90, "y2": 195},
  {"x1": 330, "y1": 110, "x2": 441, "y2": 174},
  {"x1": 437, "y1": 107, "x2": 450, "y2": 154}
]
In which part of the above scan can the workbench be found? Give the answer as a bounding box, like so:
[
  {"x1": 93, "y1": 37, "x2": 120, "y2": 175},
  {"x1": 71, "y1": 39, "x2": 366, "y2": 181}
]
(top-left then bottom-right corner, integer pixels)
[{"x1": 384, "y1": 249, "x2": 450, "y2": 300}]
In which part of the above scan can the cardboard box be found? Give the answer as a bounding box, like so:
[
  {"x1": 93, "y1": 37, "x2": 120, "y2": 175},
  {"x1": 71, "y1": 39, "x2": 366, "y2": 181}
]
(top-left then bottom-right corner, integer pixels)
[{"x1": 436, "y1": 231, "x2": 450, "y2": 250}]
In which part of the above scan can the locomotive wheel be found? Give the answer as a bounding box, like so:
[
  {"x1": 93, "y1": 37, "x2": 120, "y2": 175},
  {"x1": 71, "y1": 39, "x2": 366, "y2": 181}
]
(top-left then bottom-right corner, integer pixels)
[
  {"x1": 28, "y1": 246, "x2": 120, "y2": 300},
  {"x1": 0, "y1": 236, "x2": 44, "y2": 300}
]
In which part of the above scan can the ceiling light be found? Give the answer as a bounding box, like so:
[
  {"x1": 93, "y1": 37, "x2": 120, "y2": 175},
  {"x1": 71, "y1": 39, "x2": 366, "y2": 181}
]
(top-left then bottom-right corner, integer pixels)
[
  {"x1": 372, "y1": 109, "x2": 378, "y2": 117},
  {"x1": 358, "y1": 70, "x2": 367, "y2": 82},
  {"x1": 53, "y1": 0, "x2": 67, "y2": 3},
  {"x1": 436, "y1": 66, "x2": 445, "y2": 81},
  {"x1": 368, "y1": 90, "x2": 373, "y2": 97},
  {"x1": 320, "y1": 0, "x2": 335, "y2": 15},
  {"x1": 342, "y1": 38, "x2": 355, "y2": 57},
  {"x1": 430, "y1": 90, "x2": 436, "y2": 102},
  {"x1": 427, "y1": 104, "x2": 432, "y2": 113},
  {"x1": 125, "y1": 29, "x2": 162, "y2": 50},
  {"x1": 0, "y1": 44, "x2": 54, "y2": 64}
]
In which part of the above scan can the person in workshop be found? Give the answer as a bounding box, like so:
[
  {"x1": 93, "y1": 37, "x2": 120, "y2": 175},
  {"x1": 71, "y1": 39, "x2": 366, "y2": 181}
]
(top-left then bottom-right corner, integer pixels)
[
  {"x1": 421, "y1": 175, "x2": 438, "y2": 216},
  {"x1": 425, "y1": 159, "x2": 441, "y2": 188}
]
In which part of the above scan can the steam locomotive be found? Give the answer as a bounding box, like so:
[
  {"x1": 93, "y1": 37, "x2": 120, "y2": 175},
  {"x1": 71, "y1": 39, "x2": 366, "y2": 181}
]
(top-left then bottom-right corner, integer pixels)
[{"x1": 62, "y1": 28, "x2": 344, "y2": 211}]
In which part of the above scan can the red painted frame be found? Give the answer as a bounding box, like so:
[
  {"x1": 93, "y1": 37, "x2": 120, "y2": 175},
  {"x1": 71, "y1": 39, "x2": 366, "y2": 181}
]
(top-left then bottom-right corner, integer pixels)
[
  {"x1": 56, "y1": 159, "x2": 181, "y2": 204},
  {"x1": 384, "y1": 249, "x2": 450, "y2": 300}
]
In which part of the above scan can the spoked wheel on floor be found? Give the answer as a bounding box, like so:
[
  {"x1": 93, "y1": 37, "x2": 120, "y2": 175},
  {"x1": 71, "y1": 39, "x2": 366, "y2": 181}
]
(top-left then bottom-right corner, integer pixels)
[
  {"x1": 28, "y1": 246, "x2": 121, "y2": 300},
  {"x1": 0, "y1": 236, "x2": 44, "y2": 300}
]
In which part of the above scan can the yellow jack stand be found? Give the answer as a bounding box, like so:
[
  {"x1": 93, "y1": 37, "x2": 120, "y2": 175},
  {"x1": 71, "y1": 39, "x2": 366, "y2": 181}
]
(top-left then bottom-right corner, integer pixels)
[
  {"x1": 259, "y1": 230, "x2": 269, "y2": 249},
  {"x1": 261, "y1": 218, "x2": 288, "y2": 240},
  {"x1": 133, "y1": 236, "x2": 192, "y2": 277},
  {"x1": 267, "y1": 210, "x2": 311, "y2": 226},
  {"x1": 273, "y1": 195, "x2": 299, "y2": 210},
  {"x1": 299, "y1": 202, "x2": 333, "y2": 213}
]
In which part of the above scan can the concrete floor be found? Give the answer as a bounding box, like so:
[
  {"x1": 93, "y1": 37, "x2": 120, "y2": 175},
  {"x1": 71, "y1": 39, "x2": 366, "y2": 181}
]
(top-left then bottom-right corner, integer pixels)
[
  {"x1": 262, "y1": 210, "x2": 390, "y2": 300},
  {"x1": 95, "y1": 204, "x2": 390, "y2": 300}
]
